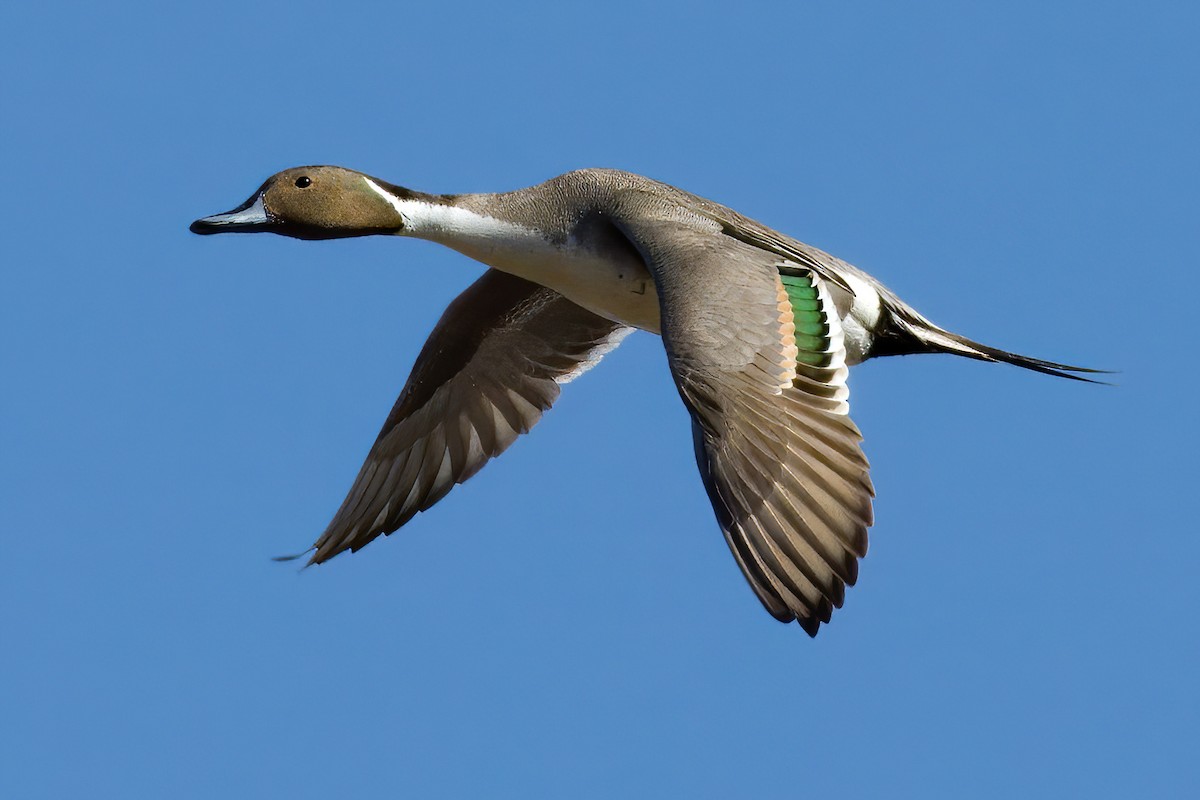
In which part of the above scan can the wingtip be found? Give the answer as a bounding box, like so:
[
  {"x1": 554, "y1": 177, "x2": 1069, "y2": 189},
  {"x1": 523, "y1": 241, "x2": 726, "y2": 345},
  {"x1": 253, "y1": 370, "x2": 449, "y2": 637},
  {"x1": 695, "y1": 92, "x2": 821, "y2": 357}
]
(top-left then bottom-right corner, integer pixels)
[{"x1": 271, "y1": 545, "x2": 316, "y2": 564}]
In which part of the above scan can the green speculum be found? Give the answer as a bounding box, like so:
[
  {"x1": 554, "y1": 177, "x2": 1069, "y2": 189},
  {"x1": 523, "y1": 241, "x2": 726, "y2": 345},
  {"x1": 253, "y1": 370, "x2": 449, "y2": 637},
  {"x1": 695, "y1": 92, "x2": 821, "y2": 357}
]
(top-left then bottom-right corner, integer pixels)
[{"x1": 779, "y1": 271, "x2": 832, "y2": 367}]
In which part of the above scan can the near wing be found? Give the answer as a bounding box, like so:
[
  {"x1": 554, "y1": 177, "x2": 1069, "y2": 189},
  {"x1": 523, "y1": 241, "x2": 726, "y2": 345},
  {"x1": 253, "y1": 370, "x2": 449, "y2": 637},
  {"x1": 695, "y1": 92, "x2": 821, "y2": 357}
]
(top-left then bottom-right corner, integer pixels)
[{"x1": 612, "y1": 213, "x2": 874, "y2": 635}]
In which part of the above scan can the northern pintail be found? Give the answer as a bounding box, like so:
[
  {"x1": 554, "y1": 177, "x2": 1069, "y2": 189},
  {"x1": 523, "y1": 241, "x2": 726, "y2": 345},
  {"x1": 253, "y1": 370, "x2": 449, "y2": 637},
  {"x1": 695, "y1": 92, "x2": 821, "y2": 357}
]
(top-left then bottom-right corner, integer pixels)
[{"x1": 191, "y1": 166, "x2": 1099, "y2": 635}]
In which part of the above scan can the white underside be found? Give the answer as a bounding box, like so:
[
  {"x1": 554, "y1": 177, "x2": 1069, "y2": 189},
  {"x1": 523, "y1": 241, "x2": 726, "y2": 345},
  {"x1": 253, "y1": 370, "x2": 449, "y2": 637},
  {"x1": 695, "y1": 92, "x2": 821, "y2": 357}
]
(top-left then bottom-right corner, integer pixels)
[{"x1": 466, "y1": 239, "x2": 662, "y2": 334}]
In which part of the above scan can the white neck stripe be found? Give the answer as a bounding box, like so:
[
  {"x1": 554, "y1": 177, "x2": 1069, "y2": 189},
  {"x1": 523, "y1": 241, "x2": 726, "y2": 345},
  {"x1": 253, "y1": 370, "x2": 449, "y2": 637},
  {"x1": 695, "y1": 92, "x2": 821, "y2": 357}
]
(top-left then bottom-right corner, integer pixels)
[
  {"x1": 363, "y1": 177, "x2": 541, "y2": 244},
  {"x1": 363, "y1": 177, "x2": 410, "y2": 226}
]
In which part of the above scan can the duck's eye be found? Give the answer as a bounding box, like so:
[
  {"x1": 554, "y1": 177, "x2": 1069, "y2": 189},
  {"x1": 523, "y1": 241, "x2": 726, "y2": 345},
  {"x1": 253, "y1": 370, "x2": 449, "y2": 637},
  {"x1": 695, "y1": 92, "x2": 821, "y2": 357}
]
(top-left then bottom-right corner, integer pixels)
[{"x1": 295, "y1": 176, "x2": 312, "y2": 188}]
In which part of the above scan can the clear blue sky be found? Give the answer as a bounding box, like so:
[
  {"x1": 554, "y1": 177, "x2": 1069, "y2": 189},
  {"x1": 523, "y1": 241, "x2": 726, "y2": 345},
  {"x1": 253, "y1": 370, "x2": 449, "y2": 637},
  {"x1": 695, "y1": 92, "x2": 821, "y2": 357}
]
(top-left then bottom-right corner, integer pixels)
[{"x1": 3, "y1": 2, "x2": 1196, "y2": 797}]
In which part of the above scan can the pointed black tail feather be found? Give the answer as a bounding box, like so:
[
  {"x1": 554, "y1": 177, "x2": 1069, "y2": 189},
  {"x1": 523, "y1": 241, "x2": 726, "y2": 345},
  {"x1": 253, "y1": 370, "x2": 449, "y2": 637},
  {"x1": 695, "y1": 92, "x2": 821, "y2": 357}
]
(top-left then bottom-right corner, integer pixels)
[{"x1": 907, "y1": 323, "x2": 1111, "y2": 384}]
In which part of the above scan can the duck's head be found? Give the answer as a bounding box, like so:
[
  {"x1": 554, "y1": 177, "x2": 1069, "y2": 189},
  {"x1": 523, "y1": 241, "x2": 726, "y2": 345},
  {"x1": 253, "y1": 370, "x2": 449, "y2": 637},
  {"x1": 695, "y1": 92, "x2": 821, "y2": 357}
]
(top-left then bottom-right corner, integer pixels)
[{"x1": 190, "y1": 165, "x2": 410, "y2": 240}]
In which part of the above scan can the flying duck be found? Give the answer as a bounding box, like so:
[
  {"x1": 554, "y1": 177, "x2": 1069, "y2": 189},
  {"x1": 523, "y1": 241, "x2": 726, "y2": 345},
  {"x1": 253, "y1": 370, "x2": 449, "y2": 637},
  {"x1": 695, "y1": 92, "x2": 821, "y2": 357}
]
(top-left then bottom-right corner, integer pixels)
[{"x1": 191, "y1": 166, "x2": 1098, "y2": 635}]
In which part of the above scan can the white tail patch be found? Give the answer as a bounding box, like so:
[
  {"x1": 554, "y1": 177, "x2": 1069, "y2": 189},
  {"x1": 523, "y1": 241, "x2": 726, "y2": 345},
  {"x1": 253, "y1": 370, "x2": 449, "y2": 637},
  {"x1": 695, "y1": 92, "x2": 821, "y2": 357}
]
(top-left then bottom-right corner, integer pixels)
[{"x1": 839, "y1": 271, "x2": 883, "y2": 365}]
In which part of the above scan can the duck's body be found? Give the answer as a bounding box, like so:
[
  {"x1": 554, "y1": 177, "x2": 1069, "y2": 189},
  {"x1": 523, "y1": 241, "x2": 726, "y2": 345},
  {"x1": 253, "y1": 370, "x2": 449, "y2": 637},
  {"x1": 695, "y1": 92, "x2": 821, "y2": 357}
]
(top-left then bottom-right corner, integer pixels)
[{"x1": 192, "y1": 166, "x2": 1097, "y2": 635}]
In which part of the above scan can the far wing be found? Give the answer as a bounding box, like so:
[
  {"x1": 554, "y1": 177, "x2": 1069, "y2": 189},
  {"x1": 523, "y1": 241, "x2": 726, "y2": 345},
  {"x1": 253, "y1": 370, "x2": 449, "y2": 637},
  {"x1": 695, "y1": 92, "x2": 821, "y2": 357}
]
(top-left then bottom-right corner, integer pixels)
[{"x1": 308, "y1": 269, "x2": 631, "y2": 564}]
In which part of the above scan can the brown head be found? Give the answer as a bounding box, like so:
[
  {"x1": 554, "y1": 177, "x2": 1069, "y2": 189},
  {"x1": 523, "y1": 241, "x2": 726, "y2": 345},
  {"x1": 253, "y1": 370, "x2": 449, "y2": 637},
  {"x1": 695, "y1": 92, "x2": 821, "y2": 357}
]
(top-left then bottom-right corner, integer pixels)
[{"x1": 190, "y1": 165, "x2": 416, "y2": 240}]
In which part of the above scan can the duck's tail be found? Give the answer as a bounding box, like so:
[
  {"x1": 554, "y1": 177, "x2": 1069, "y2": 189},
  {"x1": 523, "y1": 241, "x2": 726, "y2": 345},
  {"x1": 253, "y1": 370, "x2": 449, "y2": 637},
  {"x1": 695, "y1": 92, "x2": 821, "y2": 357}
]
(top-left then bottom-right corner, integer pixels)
[{"x1": 872, "y1": 301, "x2": 1108, "y2": 383}]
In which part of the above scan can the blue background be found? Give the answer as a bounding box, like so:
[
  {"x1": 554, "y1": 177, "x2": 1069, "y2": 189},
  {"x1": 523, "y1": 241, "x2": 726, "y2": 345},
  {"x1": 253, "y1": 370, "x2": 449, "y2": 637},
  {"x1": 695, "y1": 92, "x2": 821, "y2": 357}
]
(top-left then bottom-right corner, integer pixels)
[{"x1": 4, "y1": 1, "x2": 1196, "y2": 797}]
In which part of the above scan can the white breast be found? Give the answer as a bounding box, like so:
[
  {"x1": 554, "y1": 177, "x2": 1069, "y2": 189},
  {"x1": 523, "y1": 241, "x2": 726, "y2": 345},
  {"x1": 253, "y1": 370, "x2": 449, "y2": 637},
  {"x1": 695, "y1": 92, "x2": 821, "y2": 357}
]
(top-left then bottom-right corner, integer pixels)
[{"x1": 366, "y1": 179, "x2": 662, "y2": 332}]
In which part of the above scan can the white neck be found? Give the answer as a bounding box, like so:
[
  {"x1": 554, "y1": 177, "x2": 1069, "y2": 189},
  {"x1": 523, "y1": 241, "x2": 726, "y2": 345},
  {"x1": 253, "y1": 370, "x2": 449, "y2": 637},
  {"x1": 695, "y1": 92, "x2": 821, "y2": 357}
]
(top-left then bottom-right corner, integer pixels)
[
  {"x1": 364, "y1": 177, "x2": 552, "y2": 270},
  {"x1": 362, "y1": 178, "x2": 663, "y2": 333}
]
